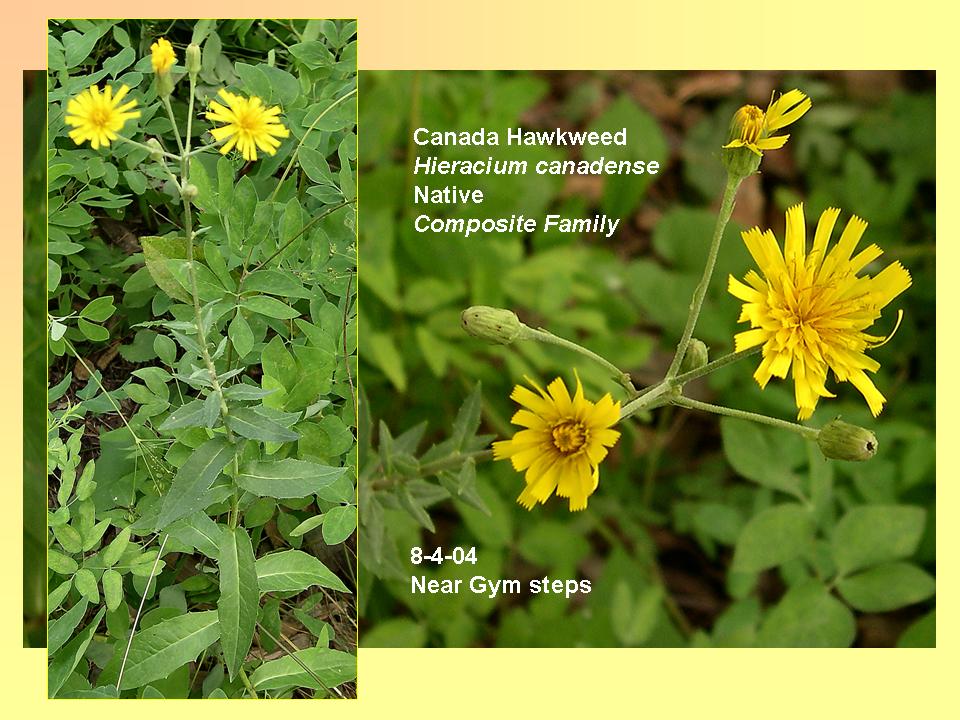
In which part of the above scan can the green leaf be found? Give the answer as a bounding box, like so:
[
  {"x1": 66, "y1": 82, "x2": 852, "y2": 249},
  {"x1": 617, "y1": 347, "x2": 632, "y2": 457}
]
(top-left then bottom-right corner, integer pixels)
[
  {"x1": 837, "y1": 562, "x2": 935, "y2": 612},
  {"x1": 228, "y1": 312, "x2": 254, "y2": 358},
  {"x1": 451, "y1": 382, "x2": 482, "y2": 451},
  {"x1": 102, "y1": 569, "x2": 123, "y2": 611},
  {"x1": 217, "y1": 527, "x2": 260, "y2": 680},
  {"x1": 117, "y1": 611, "x2": 220, "y2": 690},
  {"x1": 53, "y1": 523, "x2": 83, "y2": 554},
  {"x1": 362, "y1": 618, "x2": 427, "y2": 648},
  {"x1": 242, "y1": 295, "x2": 300, "y2": 320},
  {"x1": 243, "y1": 269, "x2": 310, "y2": 298},
  {"x1": 322, "y1": 505, "x2": 357, "y2": 545},
  {"x1": 256, "y1": 550, "x2": 349, "y2": 593},
  {"x1": 897, "y1": 610, "x2": 935, "y2": 648},
  {"x1": 48, "y1": 549, "x2": 79, "y2": 575},
  {"x1": 79, "y1": 295, "x2": 116, "y2": 322},
  {"x1": 289, "y1": 515, "x2": 325, "y2": 537},
  {"x1": 74, "y1": 568, "x2": 99, "y2": 604},
  {"x1": 831, "y1": 505, "x2": 926, "y2": 575},
  {"x1": 731, "y1": 504, "x2": 814, "y2": 573},
  {"x1": 166, "y1": 512, "x2": 224, "y2": 559},
  {"x1": 155, "y1": 438, "x2": 237, "y2": 530},
  {"x1": 721, "y1": 418, "x2": 804, "y2": 499},
  {"x1": 237, "y1": 458, "x2": 346, "y2": 499},
  {"x1": 48, "y1": 608, "x2": 106, "y2": 697},
  {"x1": 757, "y1": 581, "x2": 855, "y2": 647},
  {"x1": 62, "y1": 29, "x2": 100, "y2": 68},
  {"x1": 288, "y1": 41, "x2": 334, "y2": 70},
  {"x1": 141, "y1": 236, "x2": 192, "y2": 303},
  {"x1": 611, "y1": 582, "x2": 663, "y2": 646},
  {"x1": 225, "y1": 406, "x2": 300, "y2": 442},
  {"x1": 249, "y1": 647, "x2": 356, "y2": 691},
  {"x1": 78, "y1": 317, "x2": 110, "y2": 342},
  {"x1": 159, "y1": 400, "x2": 211, "y2": 431},
  {"x1": 48, "y1": 599, "x2": 89, "y2": 656},
  {"x1": 102, "y1": 526, "x2": 132, "y2": 567}
]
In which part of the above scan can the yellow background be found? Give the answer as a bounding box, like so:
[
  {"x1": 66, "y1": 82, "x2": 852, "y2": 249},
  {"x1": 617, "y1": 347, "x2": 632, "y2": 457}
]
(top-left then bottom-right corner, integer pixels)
[{"x1": 4, "y1": 1, "x2": 950, "y2": 715}]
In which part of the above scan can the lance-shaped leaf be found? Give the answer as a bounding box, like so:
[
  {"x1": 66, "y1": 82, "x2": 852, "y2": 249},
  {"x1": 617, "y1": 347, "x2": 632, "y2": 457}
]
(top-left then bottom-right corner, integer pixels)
[
  {"x1": 256, "y1": 549, "x2": 349, "y2": 593},
  {"x1": 249, "y1": 647, "x2": 356, "y2": 692},
  {"x1": 224, "y1": 406, "x2": 300, "y2": 442},
  {"x1": 48, "y1": 607, "x2": 106, "y2": 697},
  {"x1": 218, "y1": 527, "x2": 259, "y2": 680},
  {"x1": 117, "y1": 610, "x2": 220, "y2": 690},
  {"x1": 155, "y1": 438, "x2": 237, "y2": 530},
  {"x1": 237, "y1": 458, "x2": 346, "y2": 499}
]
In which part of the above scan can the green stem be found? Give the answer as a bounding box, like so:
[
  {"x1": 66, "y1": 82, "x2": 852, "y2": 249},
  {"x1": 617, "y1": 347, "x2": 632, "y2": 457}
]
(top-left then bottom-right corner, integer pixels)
[
  {"x1": 619, "y1": 382, "x2": 676, "y2": 421},
  {"x1": 187, "y1": 141, "x2": 222, "y2": 156},
  {"x1": 161, "y1": 96, "x2": 186, "y2": 156},
  {"x1": 176, "y1": 80, "x2": 231, "y2": 426},
  {"x1": 238, "y1": 668, "x2": 258, "y2": 699},
  {"x1": 672, "y1": 346, "x2": 761, "y2": 387},
  {"x1": 245, "y1": 199, "x2": 354, "y2": 276},
  {"x1": 670, "y1": 395, "x2": 819, "y2": 441},
  {"x1": 61, "y1": 337, "x2": 140, "y2": 442},
  {"x1": 665, "y1": 173, "x2": 742, "y2": 379},
  {"x1": 269, "y1": 88, "x2": 357, "y2": 204},
  {"x1": 525, "y1": 326, "x2": 636, "y2": 394},
  {"x1": 114, "y1": 134, "x2": 180, "y2": 161}
]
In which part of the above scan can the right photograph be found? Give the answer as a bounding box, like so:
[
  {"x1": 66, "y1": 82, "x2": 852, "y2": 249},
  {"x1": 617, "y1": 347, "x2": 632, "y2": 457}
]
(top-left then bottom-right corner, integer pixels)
[{"x1": 358, "y1": 71, "x2": 935, "y2": 648}]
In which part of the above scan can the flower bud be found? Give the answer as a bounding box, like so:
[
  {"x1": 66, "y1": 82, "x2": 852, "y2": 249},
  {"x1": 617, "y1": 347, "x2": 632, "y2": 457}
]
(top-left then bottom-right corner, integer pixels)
[
  {"x1": 722, "y1": 144, "x2": 762, "y2": 179},
  {"x1": 721, "y1": 104, "x2": 764, "y2": 179},
  {"x1": 145, "y1": 138, "x2": 164, "y2": 162},
  {"x1": 155, "y1": 71, "x2": 174, "y2": 98},
  {"x1": 461, "y1": 306, "x2": 526, "y2": 345},
  {"x1": 180, "y1": 184, "x2": 198, "y2": 202},
  {"x1": 680, "y1": 339, "x2": 709, "y2": 374},
  {"x1": 186, "y1": 43, "x2": 202, "y2": 79},
  {"x1": 816, "y1": 419, "x2": 878, "y2": 462}
]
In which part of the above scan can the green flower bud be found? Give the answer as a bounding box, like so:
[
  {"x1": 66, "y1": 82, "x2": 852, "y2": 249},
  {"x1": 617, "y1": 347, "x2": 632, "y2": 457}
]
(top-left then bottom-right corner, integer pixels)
[
  {"x1": 186, "y1": 43, "x2": 202, "y2": 79},
  {"x1": 680, "y1": 339, "x2": 709, "y2": 374},
  {"x1": 816, "y1": 419, "x2": 878, "y2": 462},
  {"x1": 721, "y1": 144, "x2": 762, "y2": 179},
  {"x1": 145, "y1": 138, "x2": 164, "y2": 162},
  {"x1": 180, "y1": 183, "x2": 198, "y2": 202},
  {"x1": 461, "y1": 306, "x2": 527, "y2": 345},
  {"x1": 156, "y1": 70, "x2": 174, "y2": 98}
]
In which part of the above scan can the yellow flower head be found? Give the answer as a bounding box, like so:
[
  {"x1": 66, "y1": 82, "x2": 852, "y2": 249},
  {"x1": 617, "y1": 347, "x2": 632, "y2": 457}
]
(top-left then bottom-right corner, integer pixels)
[
  {"x1": 205, "y1": 89, "x2": 290, "y2": 162},
  {"x1": 493, "y1": 373, "x2": 621, "y2": 511},
  {"x1": 64, "y1": 84, "x2": 141, "y2": 150},
  {"x1": 150, "y1": 37, "x2": 177, "y2": 75},
  {"x1": 728, "y1": 204, "x2": 911, "y2": 420},
  {"x1": 724, "y1": 89, "x2": 812, "y2": 156}
]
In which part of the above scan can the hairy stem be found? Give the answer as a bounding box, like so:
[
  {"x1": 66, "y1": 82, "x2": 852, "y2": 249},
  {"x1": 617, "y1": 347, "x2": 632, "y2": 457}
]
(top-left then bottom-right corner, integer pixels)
[
  {"x1": 665, "y1": 173, "x2": 742, "y2": 379},
  {"x1": 526, "y1": 326, "x2": 636, "y2": 394},
  {"x1": 672, "y1": 346, "x2": 761, "y2": 387},
  {"x1": 670, "y1": 395, "x2": 819, "y2": 441}
]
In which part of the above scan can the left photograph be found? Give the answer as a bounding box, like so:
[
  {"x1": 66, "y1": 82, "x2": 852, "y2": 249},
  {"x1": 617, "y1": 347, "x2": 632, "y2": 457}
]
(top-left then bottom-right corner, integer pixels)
[{"x1": 46, "y1": 20, "x2": 358, "y2": 698}]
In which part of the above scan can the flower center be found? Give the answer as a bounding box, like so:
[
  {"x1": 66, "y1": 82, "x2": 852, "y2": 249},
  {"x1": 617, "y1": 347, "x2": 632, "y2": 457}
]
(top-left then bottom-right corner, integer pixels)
[
  {"x1": 734, "y1": 105, "x2": 765, "y2": 143},
  {"x1": 235, "y1": 109, "x2": 261, "y2": 134},
  {"x1": 552, "y1": 421, "x2": 587, "y2": 454},
  {"x1": 90, "y1": 106, "x2": 111, "y2": 129}
]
